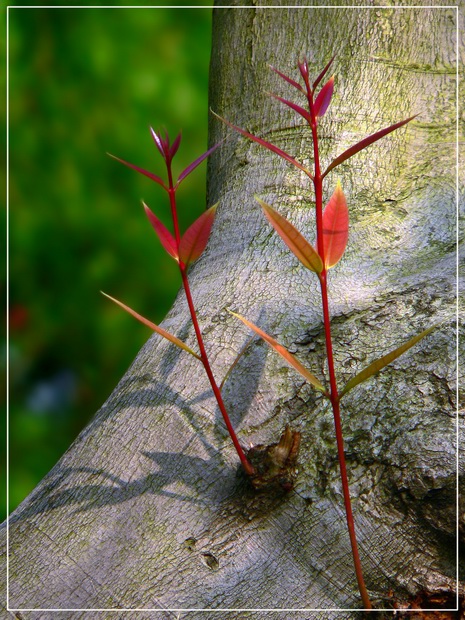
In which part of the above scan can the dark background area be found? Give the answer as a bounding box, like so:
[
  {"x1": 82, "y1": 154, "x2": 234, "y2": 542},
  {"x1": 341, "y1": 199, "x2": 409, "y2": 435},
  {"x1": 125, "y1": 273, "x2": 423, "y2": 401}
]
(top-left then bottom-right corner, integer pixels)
[{"x1": 6, "y1": 4, "x2": 214, "y2": 517}]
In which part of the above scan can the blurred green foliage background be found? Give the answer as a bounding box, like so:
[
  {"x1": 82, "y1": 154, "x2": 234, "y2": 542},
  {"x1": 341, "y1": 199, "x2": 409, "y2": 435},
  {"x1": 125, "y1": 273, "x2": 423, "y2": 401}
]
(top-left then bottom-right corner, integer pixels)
[{"x1": 7, "y1": 4, "x2": 213, "y2": 517}]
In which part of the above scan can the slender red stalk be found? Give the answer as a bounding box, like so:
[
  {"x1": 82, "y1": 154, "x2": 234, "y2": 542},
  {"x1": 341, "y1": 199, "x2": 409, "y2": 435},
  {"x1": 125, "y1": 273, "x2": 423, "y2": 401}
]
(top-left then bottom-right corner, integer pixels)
[
  {"x1": 180, "y1": 266, "x2": 255, "y2": 476},
  {"x1": 166, "y1": 162, "x2": 255, "y2": 477},
  {"x1": 307, "y1": 81, "x2": 372, "y2": 610},
  {"x1": 320, "y1": 272, "x2": 372, "y2": 610}
]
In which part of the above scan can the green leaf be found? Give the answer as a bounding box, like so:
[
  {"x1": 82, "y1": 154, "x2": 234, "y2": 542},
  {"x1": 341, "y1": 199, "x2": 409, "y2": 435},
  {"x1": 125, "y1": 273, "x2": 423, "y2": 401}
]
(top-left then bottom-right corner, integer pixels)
[
  {"x1": 101, "y1": 292, "x2": 201, "y2": 359},
  {"x1": 339, "y1": 325, "x2": 436, "y2": 398},
  {"x1": 229, "y1": 310, "x2": 327, "y2": 394},
  {"x1": 257, "y1": 197, "x2": 323, "y2": 274}
]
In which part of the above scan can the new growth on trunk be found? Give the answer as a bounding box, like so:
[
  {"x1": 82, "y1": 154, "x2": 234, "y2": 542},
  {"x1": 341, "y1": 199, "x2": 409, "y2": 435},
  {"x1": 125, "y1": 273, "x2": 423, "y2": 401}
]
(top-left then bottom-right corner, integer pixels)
[
  {"x1": 105, "y1": 56, "x2": 435, "y2": 611},
  {"x1": 218, "y1": 56, "x2": 434, "y2": 610}
]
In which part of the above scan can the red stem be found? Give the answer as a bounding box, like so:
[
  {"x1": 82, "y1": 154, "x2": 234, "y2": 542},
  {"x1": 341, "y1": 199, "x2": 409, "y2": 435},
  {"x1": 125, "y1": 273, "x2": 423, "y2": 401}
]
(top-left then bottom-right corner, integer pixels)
[
  {"x1": 179, "y1": 267, "x2": 255, "y2": 476},
  {"x1": 166, "y1": 163, "x2": 255, "y2": 477},
  {"x1": 319, "y1": 273, "x2": 372, "y2": 610},
  {"x1": 308, "y1": 87, "x2": 372, "y2": 610}
]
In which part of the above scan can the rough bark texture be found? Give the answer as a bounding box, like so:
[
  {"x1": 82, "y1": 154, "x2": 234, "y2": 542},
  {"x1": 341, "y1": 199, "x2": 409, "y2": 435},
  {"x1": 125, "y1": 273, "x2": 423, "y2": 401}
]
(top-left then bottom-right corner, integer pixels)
[{"x1": 3, "y1": 2, "x2": 463, "y2": 618}]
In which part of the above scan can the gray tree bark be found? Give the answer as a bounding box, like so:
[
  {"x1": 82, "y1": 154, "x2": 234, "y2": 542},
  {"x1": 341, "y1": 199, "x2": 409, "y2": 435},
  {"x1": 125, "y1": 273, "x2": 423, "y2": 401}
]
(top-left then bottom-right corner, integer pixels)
[{"x1": 3, "y1": 2, "x2": 463, "y2": 618}]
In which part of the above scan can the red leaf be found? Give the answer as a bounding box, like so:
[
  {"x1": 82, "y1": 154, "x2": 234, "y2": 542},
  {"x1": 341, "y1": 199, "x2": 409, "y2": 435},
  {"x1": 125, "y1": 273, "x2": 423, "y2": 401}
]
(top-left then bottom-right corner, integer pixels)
[
  {"x1": 323, "y1": 115, "x2": 417, "y2": 178},
  {"x1": 257, "y1": 197, "x2": 323, "y2": 274},
  {"x1": 179, "y1": 204, "x2": 217, "y2": 266},
  {"x1": 313, "y1": 76, "x2": 334, "y2": 118},
  {"x1": 107, "y1": 153, "x2": 167, "y2": 190},
  {"x1": 177, "y1": 141, "x2": 222, "y2": 185},
  {"x1": 269, "y1": 64, "x2": 304, "y2": 92},
  {"x1": 212, "y1": 111, "x2": 312, "y2": 178},
  {"x1": 268, "y1": 92, "x2": 311, "y2": 123},
  {"x1": 143, "y1": 202, "x2": 179, "y2": 260},
  {"x1": 322, "y1": 182, "x2": 349, "y2": 269},
  {"x1": 298, "y1": 57, "x2": 310, "y2": 88},
  {"x1": 169, "y1": 131, "x2": 182, "y2": 159},
  {"x1": 150, "y1": 127, "x2": 166, "y2": 158},
  {"x1": 312, "y1": 55, "x2": 335, "y2": 91}
]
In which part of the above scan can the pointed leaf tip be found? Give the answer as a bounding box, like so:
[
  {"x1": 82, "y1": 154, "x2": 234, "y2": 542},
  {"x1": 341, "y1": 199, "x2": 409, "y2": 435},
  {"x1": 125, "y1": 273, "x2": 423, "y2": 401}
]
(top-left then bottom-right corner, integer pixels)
[
  {"x1": 142, "y1": 202, "x2": 179, "y2": 261},
  {"x1": 177, "y1": 141, "x2": 222, "y2": 185},
  {"x1": 179, "y1": 204, "x2": 217, "y2": 266},
  {"x1": 108, "y1": 153, "x2": 167, "y2": 190},
  {"x1": 312, "y1": 55, "x2": 335, "y2": 91},
  {"x1": 256, "y1": 197, "x2": 323, "y2": 274},
  {"x1": 212, "y1": 111, "x2": 312, "y2": 178},
  {"x1": 340, "y1": 325, "x2": 436, "y2": 398},
  {"x1": 322, "y1": 182, "x2": 349, "y2": 269},
  {"x1": 229, "y1": 310, "x2": 327, "y2": 394},
  {"x1": 101, "y1": 292, "x2": 201, "y2": 359}
]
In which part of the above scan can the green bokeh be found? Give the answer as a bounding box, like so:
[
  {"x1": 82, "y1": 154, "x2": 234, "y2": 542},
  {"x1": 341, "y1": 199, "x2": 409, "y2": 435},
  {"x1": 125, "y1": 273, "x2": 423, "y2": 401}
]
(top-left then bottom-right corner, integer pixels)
[{"x1": 7, "y1": 5, "x2": 213, "y2": 517}]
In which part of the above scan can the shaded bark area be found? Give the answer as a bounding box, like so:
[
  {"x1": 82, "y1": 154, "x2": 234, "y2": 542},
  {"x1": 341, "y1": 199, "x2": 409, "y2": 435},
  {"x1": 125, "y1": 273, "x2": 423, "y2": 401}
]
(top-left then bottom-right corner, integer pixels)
[{"x1": 3, "y1": 2, "x2": 463, "y2": 617}]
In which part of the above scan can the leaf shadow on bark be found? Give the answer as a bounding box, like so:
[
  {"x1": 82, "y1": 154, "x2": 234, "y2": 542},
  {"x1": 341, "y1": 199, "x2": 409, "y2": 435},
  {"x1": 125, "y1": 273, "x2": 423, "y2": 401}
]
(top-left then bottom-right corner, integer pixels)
[
  {"x1": 8, "y1": 318, "x2": 275, "y2": 525},
  {"x1": 189, "y1": 326, "x2": 268, "y2": 447},
  {"x1": 8, "y1": 452, "x2": 240, "y2": 525}
]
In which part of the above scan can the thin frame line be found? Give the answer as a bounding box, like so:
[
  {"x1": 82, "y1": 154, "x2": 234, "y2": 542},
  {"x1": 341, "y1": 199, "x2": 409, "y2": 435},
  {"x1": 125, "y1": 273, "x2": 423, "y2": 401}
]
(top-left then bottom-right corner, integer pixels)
[
  {"x1": 5, "y1": 3, "x2": 10, "y2": 614},
  {"x1": 455, "y1": 5, "x2": 460, "y2": 614},
  {"x1": 6, "y1": 4, "x2": 460, "y2": 8}
]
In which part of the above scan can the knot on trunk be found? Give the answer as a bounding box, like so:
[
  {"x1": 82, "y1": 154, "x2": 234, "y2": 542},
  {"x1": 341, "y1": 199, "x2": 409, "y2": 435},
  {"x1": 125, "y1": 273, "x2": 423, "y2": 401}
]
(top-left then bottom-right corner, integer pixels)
[{"x1": 246, "y1": 426, "x2": 301, "y2": 492}]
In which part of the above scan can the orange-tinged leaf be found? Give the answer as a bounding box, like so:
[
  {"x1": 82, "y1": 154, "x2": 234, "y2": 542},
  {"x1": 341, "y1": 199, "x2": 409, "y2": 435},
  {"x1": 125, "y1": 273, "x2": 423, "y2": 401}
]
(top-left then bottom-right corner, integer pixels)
[
  {"x1": 219, "y1": 335, "x2": 256, "y2": 391},
  {"x1": 229, "y1": 311, "x2": 327, "y2": 394},
  {"x1": 339, "y1": 325, "x2": 436, "y2": 398},
  {"x1": 143, "y1": 202, "x2": 179, "y2": 260},
  {"x1": 179, "y1": 204, "x2": 217, "y2": 266},
  {"x1": 101, "y1": 292, "x2": 201, "y2": 359},
  {"x1": 257, "y1": 197, "x2": 323, "y2": 274},
  {"x1": 322, "y1": 182, "x2": 349, "y2": 268}
]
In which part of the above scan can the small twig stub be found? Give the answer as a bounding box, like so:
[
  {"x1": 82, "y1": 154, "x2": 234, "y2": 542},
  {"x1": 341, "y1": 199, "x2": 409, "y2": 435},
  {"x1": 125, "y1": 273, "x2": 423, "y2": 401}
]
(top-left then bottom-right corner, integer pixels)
[{"x1": 246, "y1": 426, "x2": 301, "y2": 492}]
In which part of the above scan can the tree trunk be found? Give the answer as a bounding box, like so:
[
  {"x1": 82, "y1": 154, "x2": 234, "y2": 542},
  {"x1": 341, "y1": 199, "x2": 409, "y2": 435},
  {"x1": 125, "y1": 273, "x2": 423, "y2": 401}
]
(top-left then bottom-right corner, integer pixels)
[{"x1": 4, "y1": 3, "x2": 463, "y2": 617}]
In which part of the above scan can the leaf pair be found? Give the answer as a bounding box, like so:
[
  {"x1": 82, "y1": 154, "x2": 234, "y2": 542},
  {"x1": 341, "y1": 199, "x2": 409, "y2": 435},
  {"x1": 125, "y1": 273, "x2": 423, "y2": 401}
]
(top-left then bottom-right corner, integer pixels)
[
  {"x1": 269, "y1": 72, "x2": 334, "y2": 122},
  {"x1": 108, "y1": 130, "x2": 221, "y2": 192},
  {"x1": 144, "y1": 203, "x2": 217, "y2": 267},
  {"x1": 257, "y1": 181, "x2": 349, "y2": 274},
  {"x1": 231, "y1": 310, "x2": 435, "y2": 400},
  {"x1": 223, "y1": 59, "x2": 416, "y2": 182}
]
